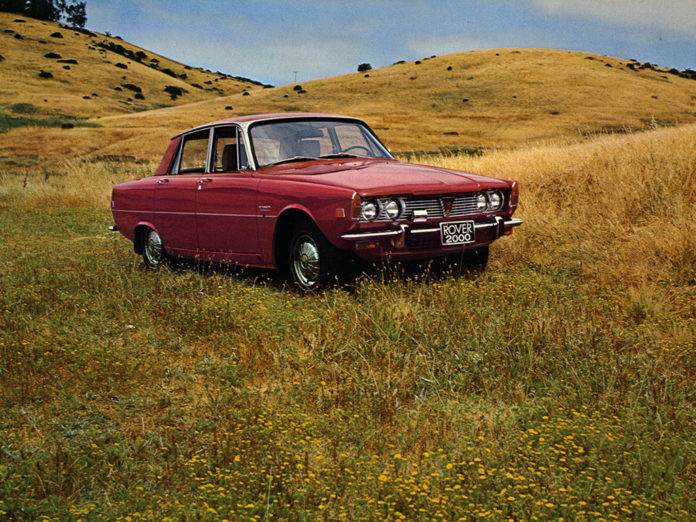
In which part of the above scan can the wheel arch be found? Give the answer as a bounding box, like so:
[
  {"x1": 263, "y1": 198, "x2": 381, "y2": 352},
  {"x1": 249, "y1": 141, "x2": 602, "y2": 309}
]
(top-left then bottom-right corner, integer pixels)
[
  {"x1": 273, "y1": 208, "x2": 318, "y2": 271},
  {"x1": 133, "y1": 221, "x2": 158, "y2": 254}
]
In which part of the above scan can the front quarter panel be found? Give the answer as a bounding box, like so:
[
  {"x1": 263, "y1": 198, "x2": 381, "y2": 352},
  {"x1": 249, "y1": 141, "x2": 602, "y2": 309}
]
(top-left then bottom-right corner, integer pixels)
[{"x1": 256, "y1": 177, "x2": 356, "y2": 264}]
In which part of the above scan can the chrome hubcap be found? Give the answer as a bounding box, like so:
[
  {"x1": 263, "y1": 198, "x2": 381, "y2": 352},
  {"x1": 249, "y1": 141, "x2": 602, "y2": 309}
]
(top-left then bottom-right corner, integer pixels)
[
  {"x1": 293, "y1": 235, "x2": 319, "y2": 287},
  {"x1": 144, "y1": 230, "x2": 163, "y2": 265}
]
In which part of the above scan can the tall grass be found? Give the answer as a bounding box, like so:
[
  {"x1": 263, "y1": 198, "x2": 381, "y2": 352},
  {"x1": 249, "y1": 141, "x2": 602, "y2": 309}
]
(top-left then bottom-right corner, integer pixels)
[{"x1": 0, "y1": 125, "x2": 694, "y2": 519}]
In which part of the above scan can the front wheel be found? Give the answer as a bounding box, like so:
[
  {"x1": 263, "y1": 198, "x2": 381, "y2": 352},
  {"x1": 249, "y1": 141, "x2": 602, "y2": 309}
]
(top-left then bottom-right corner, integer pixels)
[
  {"x1": 142, "y1": 228, "x2": 166, "y2": 268},
  {"x1": 288, "y1": 224, "x2": 342, "y2": 291}
]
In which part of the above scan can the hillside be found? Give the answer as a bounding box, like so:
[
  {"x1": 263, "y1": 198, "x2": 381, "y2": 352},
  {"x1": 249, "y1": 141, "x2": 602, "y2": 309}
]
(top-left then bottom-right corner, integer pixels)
[
  {"x1": 0, "y1": 11, "x2": 264, "y2": 120},
  {"x1": 110, "y1": 48, "x2": 696, "y2": 152},
  {"x1": 1, "y1": 46, "x2": 696, "y2": 166}
]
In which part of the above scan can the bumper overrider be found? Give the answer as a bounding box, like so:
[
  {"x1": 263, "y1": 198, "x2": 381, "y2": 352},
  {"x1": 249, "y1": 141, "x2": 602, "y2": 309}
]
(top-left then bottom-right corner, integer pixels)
[{"x1": 341, "y1": 216, "x2": 523, "y2": 243}]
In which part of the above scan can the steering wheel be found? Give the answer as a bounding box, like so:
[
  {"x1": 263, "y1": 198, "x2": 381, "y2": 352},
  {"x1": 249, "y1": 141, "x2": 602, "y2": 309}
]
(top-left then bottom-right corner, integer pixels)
[{"x1": 342, "y1": 145, "x2": 372, "y2": 156}]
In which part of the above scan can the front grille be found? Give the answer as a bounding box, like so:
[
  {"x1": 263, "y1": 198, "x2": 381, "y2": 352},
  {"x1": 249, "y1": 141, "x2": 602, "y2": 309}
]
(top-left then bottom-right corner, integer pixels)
[
  {"x1": 361, "y1": 193, "x2": 498, "y2": 222},
  {"x1": 405, "y1": 194, "x2": 480, "y2": 219}
]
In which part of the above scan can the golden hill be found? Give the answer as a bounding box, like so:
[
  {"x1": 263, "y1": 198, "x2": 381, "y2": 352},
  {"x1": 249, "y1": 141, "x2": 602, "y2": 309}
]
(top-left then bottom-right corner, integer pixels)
[
  {"x1": 0, "y1": 11, "x2": 263, "y2": 119},
  {"x1": 2, "y1": 43, "x2": 696, "y2": 165}
]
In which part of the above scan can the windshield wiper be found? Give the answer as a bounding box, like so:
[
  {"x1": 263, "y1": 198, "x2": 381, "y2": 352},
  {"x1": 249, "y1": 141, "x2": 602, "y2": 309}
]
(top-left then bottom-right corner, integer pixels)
[
  {"x1": 268, "y1": 156, "x2": 316, "y2": 166},
  {"x1": 319, "y1": 153, "x2": 361, "y2": 159}
]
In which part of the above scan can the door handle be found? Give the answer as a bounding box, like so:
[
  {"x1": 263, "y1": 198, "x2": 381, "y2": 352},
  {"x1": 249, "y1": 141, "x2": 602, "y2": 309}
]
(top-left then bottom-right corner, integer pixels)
[
  {"x1": 156, "y1": 178, "x2": 169, "y2": 185},
  {"x1": 198, "y1": 178, "x2": 212, "y2": 184}
]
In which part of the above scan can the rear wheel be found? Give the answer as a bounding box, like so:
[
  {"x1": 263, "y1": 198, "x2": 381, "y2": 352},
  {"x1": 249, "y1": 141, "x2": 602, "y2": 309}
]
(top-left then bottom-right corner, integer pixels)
[
  {"x1": 288, "y1": 224, "x2": 342, "y2": 291},
  {"x1": 142, "y1": 228, "x2": 166, "y2": 268}
]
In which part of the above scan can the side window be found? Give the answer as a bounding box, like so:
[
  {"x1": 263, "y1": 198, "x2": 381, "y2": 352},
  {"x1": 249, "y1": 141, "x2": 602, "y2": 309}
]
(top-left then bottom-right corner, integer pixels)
[
  {"x1": 212, "y1": 126, "x2": 249, "y2": 172},
  {"x1": 178, "y1": 129, "x2": 210, "y2": 173}
]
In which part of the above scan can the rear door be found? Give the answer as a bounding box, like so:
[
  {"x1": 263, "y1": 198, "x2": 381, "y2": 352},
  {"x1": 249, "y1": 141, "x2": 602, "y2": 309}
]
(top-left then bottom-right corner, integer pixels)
[{"x1": 154, "y1": 128, "x2": 210, "y2": 254}]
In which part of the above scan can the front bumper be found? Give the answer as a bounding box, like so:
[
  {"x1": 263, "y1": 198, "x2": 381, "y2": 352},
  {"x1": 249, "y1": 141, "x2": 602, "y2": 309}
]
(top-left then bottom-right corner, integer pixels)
[
  {"x1": 339, "y1": 217, "x2": 521, "y2": 260},
  {"x1": 341, "y1": 217, "x2": 523, "y2": 241}
]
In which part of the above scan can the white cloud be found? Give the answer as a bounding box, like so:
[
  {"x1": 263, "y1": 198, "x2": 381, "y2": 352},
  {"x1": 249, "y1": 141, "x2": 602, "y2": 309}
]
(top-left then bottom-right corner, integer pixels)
[{"x1": 531, "y1": 0, "x2": 696, "y2": 36}]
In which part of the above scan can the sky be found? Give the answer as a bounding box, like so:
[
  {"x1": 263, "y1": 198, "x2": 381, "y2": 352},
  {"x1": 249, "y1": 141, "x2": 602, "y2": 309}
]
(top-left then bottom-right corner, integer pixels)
[{"x1": 85, "y1": 0, "x2": 696, "y2": 87}]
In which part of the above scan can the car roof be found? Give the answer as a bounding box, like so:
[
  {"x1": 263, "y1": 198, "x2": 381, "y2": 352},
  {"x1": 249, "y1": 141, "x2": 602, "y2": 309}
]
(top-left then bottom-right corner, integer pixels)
[{"x1": 172, "y1": 112, "x2": 364, "y2": 138}]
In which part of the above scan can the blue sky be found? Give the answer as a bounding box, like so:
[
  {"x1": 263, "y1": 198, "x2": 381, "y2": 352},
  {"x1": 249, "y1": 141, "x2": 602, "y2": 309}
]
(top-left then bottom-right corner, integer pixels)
[{"x1": 86, "y1": 0, "x2": 696, "y2": 86}]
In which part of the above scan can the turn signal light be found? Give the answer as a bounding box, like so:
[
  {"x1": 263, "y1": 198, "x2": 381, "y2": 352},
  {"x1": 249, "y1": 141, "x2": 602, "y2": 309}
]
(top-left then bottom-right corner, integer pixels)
[
  {"x1": 350, "y1": 192, "x2": 362, "y2": 219},
  {"x1": 509, "y1": 181, "x2": 519, "y2": 215}
]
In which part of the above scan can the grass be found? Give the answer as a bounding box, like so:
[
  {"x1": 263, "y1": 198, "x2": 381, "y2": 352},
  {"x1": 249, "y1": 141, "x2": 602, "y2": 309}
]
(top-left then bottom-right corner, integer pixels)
[{"x1": 1, "y1": 124, "x2": 695, "y2": 519}]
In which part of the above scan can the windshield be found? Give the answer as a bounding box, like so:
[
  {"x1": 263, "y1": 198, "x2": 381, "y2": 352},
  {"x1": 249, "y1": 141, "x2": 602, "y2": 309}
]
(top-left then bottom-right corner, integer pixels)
[{"x1": 249, "y1": 119, "x2": 392, "y2": 167}]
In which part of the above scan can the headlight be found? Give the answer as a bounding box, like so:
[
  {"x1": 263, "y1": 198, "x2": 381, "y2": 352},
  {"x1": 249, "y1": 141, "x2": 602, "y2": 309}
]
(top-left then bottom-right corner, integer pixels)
[
  {"x1": 477, "y1": 193, "x2": 487, "y2": 211},
  {"x1": 488, "y1": 191, "x2": 503, "y2": 210},
  {"x1": 384, "y1": 199, "x2": 401, "y2": 219},
  {"x1": 361, "y1": 200, "x2": 379, "y2": 221}
]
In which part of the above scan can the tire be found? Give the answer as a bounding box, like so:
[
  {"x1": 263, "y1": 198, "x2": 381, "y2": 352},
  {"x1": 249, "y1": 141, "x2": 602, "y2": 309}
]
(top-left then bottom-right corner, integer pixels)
[
  {"x1": 287, "y1": 224, "x2": 342, "y2": 291},
  {"x1": 142, "y1": 228, "x2": 166, "y2": 268}
]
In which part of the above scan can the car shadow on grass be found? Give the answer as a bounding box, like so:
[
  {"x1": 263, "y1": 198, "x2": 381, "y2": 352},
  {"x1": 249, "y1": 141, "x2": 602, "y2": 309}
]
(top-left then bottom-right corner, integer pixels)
[{"x1": 152, "y1": 252, "x2": 488, "y2": 294}]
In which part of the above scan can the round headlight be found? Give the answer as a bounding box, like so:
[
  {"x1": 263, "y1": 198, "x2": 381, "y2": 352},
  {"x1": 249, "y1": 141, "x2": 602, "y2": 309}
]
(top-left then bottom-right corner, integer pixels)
[
  {"x1": 488, "y1": 191, "x2": 503, "y2": 210},
  {"x1": 361, "y1": 200, "x2": 379, "y2": 221},
  {"x1": 384, "y1": 199, "x2": 401, "y2": 219},
  {"x1": 476, "y1": 193, "x2": 487, "y2": 211}
]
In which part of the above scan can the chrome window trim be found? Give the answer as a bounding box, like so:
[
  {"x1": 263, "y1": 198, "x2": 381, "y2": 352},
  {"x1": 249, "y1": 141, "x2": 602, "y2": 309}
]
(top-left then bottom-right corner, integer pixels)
[{"x1": 174, "y1": 127, "x2": 213, "y2": 175}]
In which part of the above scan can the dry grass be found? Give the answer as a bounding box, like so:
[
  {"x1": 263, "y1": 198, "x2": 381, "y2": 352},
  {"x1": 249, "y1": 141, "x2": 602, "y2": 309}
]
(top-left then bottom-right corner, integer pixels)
[{"x1": 426, "y1": 123, "x2": 696, "y2": 287}]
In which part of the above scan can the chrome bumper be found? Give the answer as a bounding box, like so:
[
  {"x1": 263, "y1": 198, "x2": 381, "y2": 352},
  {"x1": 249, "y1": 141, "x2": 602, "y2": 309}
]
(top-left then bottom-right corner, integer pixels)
[{"x1": 341, "y1": 217, "x2": 523, "y2": 241}]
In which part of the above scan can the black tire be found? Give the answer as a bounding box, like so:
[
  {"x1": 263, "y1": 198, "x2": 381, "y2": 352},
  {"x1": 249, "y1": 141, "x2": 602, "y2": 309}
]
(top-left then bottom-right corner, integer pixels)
[
  {"x1": 287, "y1": 224, "x2": 342, "y2": 291},
  {"x1": 142, "y1": 228, "x2": 166, "y2": 268}
]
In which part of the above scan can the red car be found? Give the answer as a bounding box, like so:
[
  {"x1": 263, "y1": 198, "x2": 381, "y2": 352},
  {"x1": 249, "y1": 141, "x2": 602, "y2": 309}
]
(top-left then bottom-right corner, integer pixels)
[{"x1": 110, "y1": 113, "x2": 522, "y2": 290}]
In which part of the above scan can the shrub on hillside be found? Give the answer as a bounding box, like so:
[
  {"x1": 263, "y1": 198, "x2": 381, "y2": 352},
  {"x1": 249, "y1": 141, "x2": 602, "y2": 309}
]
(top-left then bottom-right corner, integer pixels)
[
  {"x1": 121, "y1": 83, "x2": 142, "y2": 93},
  {"x1": 38, "y1": 70, "x2": 53, "y2": 79},
  {"x1": 50, "y1": 32, "x2": 63, "y2": 38},
  {"x1": 164, "y1": 85, "x2": 187, "y2": 99},
  {"x1": 357, "y1": 63, "x2": 372, "y2": 72},
  {"x1": 58, "y1": 59, "x2": 77, "y2": 64},
  {"x1": 10, "y1": 103, "x2": 39, "y2": 114},
  {"x1": 44, "y1": 52, "x2": 61, "y2": 59},
  {"x1": 161, "y1": 68, "x2": 177, "y2": 78},
  {"x1": 14, "y1": 33, "x2": 23, "y2": 39},
  {"x1": 115, "y1": 63, "x2": 128, "y2": 69}
]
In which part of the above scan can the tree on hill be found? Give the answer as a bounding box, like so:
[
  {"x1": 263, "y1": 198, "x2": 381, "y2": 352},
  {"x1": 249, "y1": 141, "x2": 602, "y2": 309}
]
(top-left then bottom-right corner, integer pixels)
[{"x1": 0, "y1": 0, "x2": 87, "y2": 27}]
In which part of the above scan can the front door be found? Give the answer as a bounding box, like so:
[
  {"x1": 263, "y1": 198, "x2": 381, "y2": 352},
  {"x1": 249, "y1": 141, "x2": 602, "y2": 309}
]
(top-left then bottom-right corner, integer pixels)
[{"x1": 196, "y1": 125, "x2": 260, "y2": 256}]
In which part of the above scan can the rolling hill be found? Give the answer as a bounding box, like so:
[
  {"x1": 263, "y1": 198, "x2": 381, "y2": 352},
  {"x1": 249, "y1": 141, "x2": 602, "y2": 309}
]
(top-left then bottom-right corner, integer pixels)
[
  {"x1": 1, "y1": 14, "x2": 696, "y2": 166},
  {"x1": 0, "y1": 11, "x2": 265, "y2": 120}
]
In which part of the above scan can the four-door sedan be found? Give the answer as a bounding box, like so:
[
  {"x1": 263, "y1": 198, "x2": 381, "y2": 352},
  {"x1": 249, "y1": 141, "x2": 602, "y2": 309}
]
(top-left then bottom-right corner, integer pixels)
[{"x1": 109, "y1": 113, "x2": 522, "y2": 290}]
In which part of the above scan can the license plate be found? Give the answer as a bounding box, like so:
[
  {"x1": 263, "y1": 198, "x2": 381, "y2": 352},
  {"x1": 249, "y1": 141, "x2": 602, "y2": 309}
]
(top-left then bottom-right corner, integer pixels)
[{"x1": 440, "y1": 220, "x2": 475, "y2": 246}]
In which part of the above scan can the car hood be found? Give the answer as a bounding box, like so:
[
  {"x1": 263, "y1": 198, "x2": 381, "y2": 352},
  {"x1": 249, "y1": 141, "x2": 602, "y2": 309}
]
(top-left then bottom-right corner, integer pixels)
[{"x1": 261, "y1": 159, "x2": 508, "y2": 196}]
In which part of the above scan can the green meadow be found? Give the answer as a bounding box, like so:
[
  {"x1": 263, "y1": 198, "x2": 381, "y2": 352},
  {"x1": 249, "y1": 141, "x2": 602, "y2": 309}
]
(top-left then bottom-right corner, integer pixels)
[{"x1": 1, "y1": 124, "x2": 695, "y2": 519}]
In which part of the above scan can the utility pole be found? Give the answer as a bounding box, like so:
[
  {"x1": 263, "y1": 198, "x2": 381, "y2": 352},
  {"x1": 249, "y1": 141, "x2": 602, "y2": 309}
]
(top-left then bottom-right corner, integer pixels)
[{"x1": 293, "y1": 71, "x2": 298, "y2": 83}]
